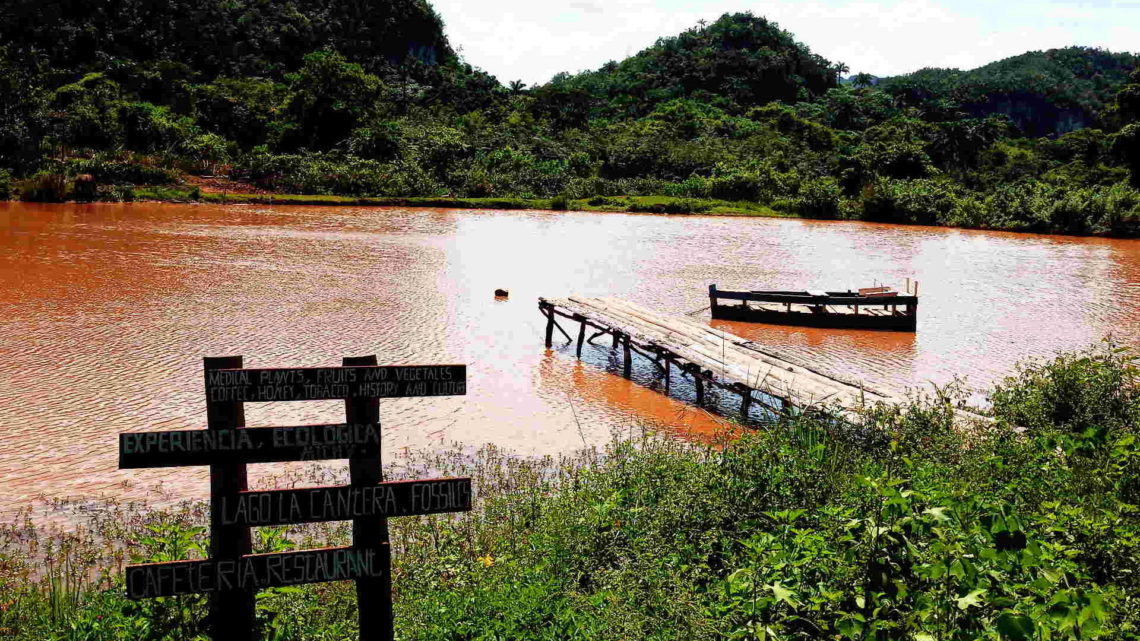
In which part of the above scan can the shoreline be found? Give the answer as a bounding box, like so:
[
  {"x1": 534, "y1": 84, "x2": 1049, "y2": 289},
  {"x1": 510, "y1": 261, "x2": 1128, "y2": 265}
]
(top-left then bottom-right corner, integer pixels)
[
  {"x1": 130, "y1": 187, "x2": 1140, "y2": 238},
  {"x1": 141, "y1": 188, "x2": 793, "y2": 218},
  {"x1": 6, "y1": 186, "x2": 1139, "y2": 238}
]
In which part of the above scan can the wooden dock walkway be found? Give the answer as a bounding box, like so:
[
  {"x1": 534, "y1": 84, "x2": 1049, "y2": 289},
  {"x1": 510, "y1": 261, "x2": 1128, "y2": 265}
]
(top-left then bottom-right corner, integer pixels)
[{"x1": 539, "y1": 296, "x2": 903, "y2": 418}]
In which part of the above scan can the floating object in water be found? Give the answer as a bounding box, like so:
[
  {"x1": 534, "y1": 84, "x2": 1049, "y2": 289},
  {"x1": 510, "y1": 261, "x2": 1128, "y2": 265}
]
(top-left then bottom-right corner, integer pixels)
[{"x1": 708, "y1": 283, "x2": 918, "y2": 331}]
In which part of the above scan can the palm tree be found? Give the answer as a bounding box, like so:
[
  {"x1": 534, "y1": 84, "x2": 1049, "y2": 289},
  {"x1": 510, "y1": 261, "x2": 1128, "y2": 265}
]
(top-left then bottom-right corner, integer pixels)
[
  {"x1": 508, "y1": 80, "x2": 527, "y2": 95},
  {"x1": 853, "y1": 72, "x2": 874, "y2": 88},
  {"x1": 834, "y1": 63, "x2": 850, "y2": 84}
]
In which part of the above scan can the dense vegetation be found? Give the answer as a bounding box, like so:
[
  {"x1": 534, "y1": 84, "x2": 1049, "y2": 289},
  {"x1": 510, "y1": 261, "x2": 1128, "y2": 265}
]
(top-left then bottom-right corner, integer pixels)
[
  {"x1": 2, "y1": 344, "x2": 1138, "y2": 639},
  {"x1": 0, "y1": 3, "x2": 1139, "y2": 235}
]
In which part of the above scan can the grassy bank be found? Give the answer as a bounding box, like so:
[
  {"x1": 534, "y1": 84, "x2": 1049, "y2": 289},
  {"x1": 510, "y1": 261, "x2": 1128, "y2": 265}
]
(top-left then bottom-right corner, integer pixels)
[
  {"x1": 127, "y1": 187, "x2": 788, "y2": 218},
  {"x1": 2, "y1": 344, "x2": 1139, "y2": 640}
]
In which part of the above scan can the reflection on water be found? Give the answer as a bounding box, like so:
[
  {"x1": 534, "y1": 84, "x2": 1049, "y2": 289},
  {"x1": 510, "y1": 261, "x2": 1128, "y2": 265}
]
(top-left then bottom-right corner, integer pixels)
[{"x1": 1, "y1": 202, "x2": 1138, "y2": 514}]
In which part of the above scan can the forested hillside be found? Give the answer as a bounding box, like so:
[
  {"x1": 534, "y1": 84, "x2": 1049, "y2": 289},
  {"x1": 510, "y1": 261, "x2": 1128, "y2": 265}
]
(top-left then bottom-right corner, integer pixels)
[
  {"x1": 0, "y1": 4, "x2": 1138, "y2": 236},
  {"x1": 880, "y1": 48, "x2": 1139, "y2": 137}
]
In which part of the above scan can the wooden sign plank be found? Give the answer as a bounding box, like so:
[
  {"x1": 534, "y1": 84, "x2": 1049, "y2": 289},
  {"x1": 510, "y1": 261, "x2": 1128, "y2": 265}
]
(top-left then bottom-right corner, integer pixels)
[
  {"x1": 205, "y1": 365, "x2": 467, "y2": 403},
  {"x1": 126, "y1": 545, "x2": 389, "y2": 600},
  {"x1": 217, "y1": 478, "x2": 472, "y2": 527},
  {"x1": 118, "y1": 423, "x2": 381, "y2": 469}
]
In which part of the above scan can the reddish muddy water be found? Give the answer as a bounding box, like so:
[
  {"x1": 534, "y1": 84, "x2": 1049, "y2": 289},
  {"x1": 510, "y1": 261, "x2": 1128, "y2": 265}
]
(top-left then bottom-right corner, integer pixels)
[{"x1": 1, "y1": 202, "x2": 1138, "y2": 516}]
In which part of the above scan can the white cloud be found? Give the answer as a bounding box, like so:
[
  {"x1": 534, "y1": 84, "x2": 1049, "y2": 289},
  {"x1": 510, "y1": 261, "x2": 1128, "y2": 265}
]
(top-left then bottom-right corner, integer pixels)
[{"x1": 429, "y1": 0, "x2": 1140, "y2": 86}]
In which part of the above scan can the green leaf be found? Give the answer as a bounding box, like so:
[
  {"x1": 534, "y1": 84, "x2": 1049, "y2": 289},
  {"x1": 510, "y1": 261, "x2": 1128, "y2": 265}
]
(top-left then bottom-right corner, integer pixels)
[
  {"x1": 956, "y1": 589, "x2": 985, "y2": 610},
  {"x1": 950, "y1": 559, "x2": 965, "y2": 579},
  {"x1": 837, "y1": 616, "x2": 864, "y2": 638},
  {"x1": 923, "y1": 506, "x2": 951, "y2": 522},
  {"x1": 996, "y1": 612, "x2": 1035, "y2": 640},
  {"x1": 767, "y1": 582, "x2": 798, "y2": 608}
]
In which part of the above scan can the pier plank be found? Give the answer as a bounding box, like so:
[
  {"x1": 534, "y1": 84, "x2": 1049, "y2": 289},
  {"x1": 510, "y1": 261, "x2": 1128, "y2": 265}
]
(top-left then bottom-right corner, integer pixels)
[
  {"x1": 542, "y1": 296, "x2": 895, "y2": 413},
  {"x1": 541, "y1": 296, "x2": 999, "y2": 429}
]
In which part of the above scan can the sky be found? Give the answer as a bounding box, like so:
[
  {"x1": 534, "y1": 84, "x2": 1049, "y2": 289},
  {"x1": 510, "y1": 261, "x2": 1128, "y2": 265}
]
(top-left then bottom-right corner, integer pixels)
[{"x1": 428, "y1": 0, "x2": 1140, "y2": 86}]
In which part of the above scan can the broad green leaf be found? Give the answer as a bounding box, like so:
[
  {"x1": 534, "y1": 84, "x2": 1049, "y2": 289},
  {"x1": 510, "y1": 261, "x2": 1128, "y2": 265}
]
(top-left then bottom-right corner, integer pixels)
[
  {"x1": 996, "y1": 612, "x2": 1035, "y2": 640},
  {"x1": 767, "y1": 582, "x2": 798, "y2": 608},
  {"x1": 923, "y1": 506, "x2": 950, "y2": 522},
  {"x1": 956, "y1": 589, "x2": 985, "y2": 610}
]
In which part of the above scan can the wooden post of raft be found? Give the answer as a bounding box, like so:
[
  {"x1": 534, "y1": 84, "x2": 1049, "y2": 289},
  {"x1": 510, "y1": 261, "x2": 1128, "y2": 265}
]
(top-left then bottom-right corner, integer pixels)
[
  {"x1": 695, "y1": 367, "x2": 705, "y2": 406},
  {"x1": 575, "y1": 316, "x2": 586, "y2": 359},
  {"x1": 664, "y1": 358, "x2": 671, "y2": 395},
  {"x1": 622, "y1": 335, "x2": 632, "y2": 378},
  {"x1": 739, "y1": 385, "x2": 752, "y2": 418},
  {"x1": 543, "y1": 306, "x2": 554, "y2": 348}
]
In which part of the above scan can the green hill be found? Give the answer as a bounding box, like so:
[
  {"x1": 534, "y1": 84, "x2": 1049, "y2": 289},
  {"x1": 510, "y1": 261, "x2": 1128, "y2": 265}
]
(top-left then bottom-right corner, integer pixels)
[
  {"x1": 0, "y1": 7, "x2": 1138, "y2": 236},
  {"x1": 880, "y1": 47, "x2": 1139, "y2": 137},
  {"x1": 0, "y1": 0, "x2": 455, "y2": 79},
  {"x1": 531, "y1": 12, "x2": 844, "y2": 124}
]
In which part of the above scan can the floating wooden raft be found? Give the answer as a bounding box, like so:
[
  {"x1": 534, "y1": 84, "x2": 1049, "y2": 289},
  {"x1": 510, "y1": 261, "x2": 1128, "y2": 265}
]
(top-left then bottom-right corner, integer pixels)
[{"x1": 539, "y1": 296, "x2": 903, "y2": 417}]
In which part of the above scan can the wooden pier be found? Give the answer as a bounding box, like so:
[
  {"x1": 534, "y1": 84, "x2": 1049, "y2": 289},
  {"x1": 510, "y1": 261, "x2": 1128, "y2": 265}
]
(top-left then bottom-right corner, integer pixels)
[{"x1": 539, "y1": 296, "x2": 901, "y2": 418}]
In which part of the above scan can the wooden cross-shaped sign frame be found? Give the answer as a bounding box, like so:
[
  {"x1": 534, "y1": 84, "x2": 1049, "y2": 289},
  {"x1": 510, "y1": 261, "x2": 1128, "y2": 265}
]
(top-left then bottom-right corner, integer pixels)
[{"x1": 118, "y1": 355, "x2": 469, "y2": 641}]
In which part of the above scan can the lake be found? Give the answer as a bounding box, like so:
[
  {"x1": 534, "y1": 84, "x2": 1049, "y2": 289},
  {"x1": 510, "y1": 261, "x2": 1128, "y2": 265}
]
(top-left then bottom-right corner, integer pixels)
[{"x1": 1, "y1": 202, "x2": 1138, "y2": 515}]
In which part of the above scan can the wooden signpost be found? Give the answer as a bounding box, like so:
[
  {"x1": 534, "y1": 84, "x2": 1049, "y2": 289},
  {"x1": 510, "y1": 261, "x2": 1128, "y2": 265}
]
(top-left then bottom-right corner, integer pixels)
[{"x1": 118, "y1": 356, "x2": 469, "y2": 641}]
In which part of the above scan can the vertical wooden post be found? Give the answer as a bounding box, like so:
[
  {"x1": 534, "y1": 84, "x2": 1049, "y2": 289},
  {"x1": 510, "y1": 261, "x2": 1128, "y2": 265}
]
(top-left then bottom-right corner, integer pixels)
[
  {"x1": 695, "y1": 368, "x2": 705, "y2": 406},
  {"x1": 344, "y1": 355, "x2": 391, "y2": 641},
  {"x1": 740, "y1": 387, "x2": 752, "y2": 418},
  {"x1": 543, "y1": 307, "x2": 554, "y2": 348},
  {"x1": 576, "y1": 318, "x2": 586, "y2": 359},
  {"x1": 664, "y1": 358, "x2": 671, "y2": 395},
  {"x1": 708, "y1": 284, "x2": 718, "y2": 317},
  {"x1": 612, "y1": 330, "x2": 620, "y2": 349},
  {"x1": 203, "y1": 356, "x2": 255, "y2": 641},
  {"x1": 622, "y1": 335, "x2": 632, "y2": 378}
]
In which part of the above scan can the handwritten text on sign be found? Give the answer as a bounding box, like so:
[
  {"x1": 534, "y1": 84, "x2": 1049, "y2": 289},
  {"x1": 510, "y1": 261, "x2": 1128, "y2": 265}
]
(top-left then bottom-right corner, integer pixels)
[
  {"x1": 119, "y1": 423, "x2": 380, "y2": 468},
  {"x1": 205, "y1": 365, "x2": 467, "y2": 403},
  {"x1": 218, "y1": 478, "x2": 472, "y2": 527},
  {"x1": 126, "y1": 546, "x2": 387, "y2": 600}
]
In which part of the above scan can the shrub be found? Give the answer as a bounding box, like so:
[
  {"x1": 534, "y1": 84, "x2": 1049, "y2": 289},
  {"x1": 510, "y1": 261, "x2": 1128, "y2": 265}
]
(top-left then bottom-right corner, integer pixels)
[
  {"x1": 16, "y1": 172, "x2": 70, "y2": 202},
  {"x1": 979, "y1": 181, "x2": 1140, "y2": 235},
  {"x1": 990, "y1": 343, "x2": 1139, "y2": 442},
  {"x1": 627, "y1": 198, "x2": 710, "y2": 214},
  {"x1": 0, "y1": 169, "x2": 11, "y2": 200},
  {"x1": 549, "y1": 194, "x2": 570, "y2": 210},
  {"x1": 99, "y1": 184, "x2": 136, "y2": 201},
  {"x1": 861, "y1": 177, "x2": 963, "y2": 225},
  {"x1": 793, "y1": 176, "x2": 841, "y2": 218},
  {"x1": 236, "y1": 151, "x2": 440, "y2": 197},
  {"x1": 66, "y1": 155, "x2": 179, "y2": 185},
  {"x1": 119, "y1": 102, "x2": 199, "y2": 153}
]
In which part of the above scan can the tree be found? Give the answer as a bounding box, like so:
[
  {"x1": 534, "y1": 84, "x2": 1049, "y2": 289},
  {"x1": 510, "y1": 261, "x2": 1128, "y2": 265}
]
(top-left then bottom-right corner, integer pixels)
[
  {"x1": 281, "y1": 50, "x2": 387, "y2": 151},
  {"x1": 853, "y1": 73, "x2": 875, "y2": 88},
  {"x1": 1110, "y1": 66, "x2": 1140, "y2": 186}
]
